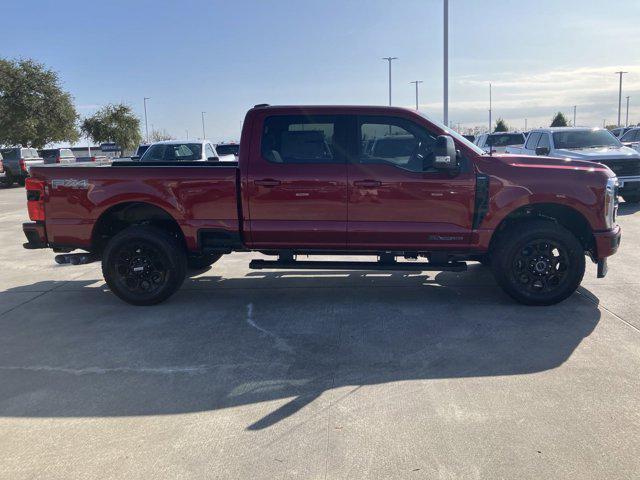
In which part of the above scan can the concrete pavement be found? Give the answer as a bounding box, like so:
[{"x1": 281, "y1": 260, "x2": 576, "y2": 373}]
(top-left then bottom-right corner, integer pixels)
[{"x1": 0, "y1": 186, "x2": 638, "y2": 479}]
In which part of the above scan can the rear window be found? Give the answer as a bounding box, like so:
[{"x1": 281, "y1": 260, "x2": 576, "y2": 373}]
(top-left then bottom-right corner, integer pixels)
[
  {"x1": 261, "y1": 115, "x2": 341, "y2": 164},
  {"x1": 141, "y1": 143, "x2": 203, "y2": 161},
  {"x1": 40, "y1": 149, "x2": 57, "y2": 160},
  {"x1": 215, "y1": 144, "x2": 239, "y2": 156},
  {"x1": 61, "y1": 149, "x2": 74, "y2": 157},
  {"x1": 0, "y1": 149, "x2": 18, "y2": 160},
  {"x1": 487, "y1": 133, "x2": 525, "y2": 147}
]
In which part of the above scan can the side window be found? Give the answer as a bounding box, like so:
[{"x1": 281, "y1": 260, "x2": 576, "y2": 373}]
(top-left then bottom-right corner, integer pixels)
[
  {"x1": 141, "y1": 144, "x2": 166, "y2": 161},
  {"x1": 358, "y1": 116, "x2": 437, "y2": 172},
  {"x1": 261, "y1": 115, "x2": 342, "y2": 164},
  {"x1": 537, "y1": 133, "x2": 550, "y2": 150},
  {"x1": 205, "y1": 143, "x2": 216, "y2": 159},
  {"x1": 525, "y1": 132, "x2": 541, "y2": 150}
]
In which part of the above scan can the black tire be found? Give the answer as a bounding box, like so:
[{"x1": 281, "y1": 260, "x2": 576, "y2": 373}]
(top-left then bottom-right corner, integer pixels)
[
  {"x1": 187, "y1": 253, "x2": 223, "y2": 270},
  {"x1": 491, "y1": 220, "x2": 585, "y2": 306},
  {"x1": 622, "y1": 193, "x2": 640, "y2": 203},
  {"x1": 102, "y1": 225, "x2": 187, "y2": 306}
]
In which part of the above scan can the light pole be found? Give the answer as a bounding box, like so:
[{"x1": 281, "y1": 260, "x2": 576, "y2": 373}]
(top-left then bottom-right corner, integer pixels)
[
  {"x1": 626, "y1": 96, "x2": 630, "y2": 126},
  {"x1": 443, "y1": 0, "x2": 449, "y2": 125},
  {"x1": 382, "y1": 57, "x2": 398, "y2": 106},
  {"x1": 615, "y1": 71, "x2": 628, "y2": 127},
  {"x1": 201, "y1": 112, "x2": 206, "y2": 139},
  {"x1": 573, "y1": 105, "x2": 576, "y2": 126},
  {"x1": 488, "y1": 83, "x2": 492, "y2": 132},
  {"x1": 524, "y1": 118, "x2": 527, "y2": 131},
  {"x1": 186, "y1": 129, "x2": 189, "y2": 138},
  {"x1": 143, "y1": 97, "x2": 150, "y2": 143},
  {"x1": 409, "y1": 81, "x2": 423, "y2": 110}
]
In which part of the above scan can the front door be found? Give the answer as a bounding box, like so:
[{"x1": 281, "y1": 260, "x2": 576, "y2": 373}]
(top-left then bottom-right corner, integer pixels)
[
  {"x1": 347, "y1": 115, "x2": 476, "y2": 250},
  {"x1": 246, "y1": 114, "x2": 349, "y2": 249}
]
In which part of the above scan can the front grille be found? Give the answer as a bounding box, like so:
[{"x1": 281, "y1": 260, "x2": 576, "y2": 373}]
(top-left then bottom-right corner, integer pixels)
[{"x1": 598, "y1": 158, "x2": 640, "y2": 177}]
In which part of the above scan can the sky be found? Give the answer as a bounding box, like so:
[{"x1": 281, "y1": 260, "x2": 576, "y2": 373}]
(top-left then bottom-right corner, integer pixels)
[{"x1": 3, "y1": 0, "x2": 640, "y2": 144}]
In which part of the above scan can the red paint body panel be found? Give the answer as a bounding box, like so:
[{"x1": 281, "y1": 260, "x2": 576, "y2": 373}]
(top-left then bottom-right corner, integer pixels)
[{"x1": 26, "y1": 105, "x2": 619, "y2": 261}]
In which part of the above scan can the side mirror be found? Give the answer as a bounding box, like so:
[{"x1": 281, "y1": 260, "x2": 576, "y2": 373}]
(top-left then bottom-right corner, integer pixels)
[
  {"x1": 433, "y1": 135, "x2": 459, "y2": 170},
  {"x1": 535, "y1": 146, "x2": 550, "y2": 156},
  {"x1": 207, "y1": 156, "x2": 219, "y2": 162}
]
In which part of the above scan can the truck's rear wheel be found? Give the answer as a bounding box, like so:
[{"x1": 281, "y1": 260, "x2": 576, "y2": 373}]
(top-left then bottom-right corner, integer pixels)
[
  {"x1": 187, "y1": 253, "x2": 222, "y2": 270},
  {"x1": 491, "y1": 220, "x2": 585, "y2": 305},
  {"x1": 102, "y1": 226, "x2": 187, "y2": 306}
]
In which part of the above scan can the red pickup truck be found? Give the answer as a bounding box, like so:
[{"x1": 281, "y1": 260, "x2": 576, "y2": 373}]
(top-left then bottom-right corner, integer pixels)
[{"x1": 23, "y1": 105, "x2": 621, "y2": 306}]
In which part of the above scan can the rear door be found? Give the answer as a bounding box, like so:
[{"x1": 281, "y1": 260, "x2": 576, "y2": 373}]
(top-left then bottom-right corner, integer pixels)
[
  {"x1": 246, "y1": 113, "x2": 349, "y2": 248},
  {"x1": 347, "y1": 114, "x2": 476, "y2": 250}
]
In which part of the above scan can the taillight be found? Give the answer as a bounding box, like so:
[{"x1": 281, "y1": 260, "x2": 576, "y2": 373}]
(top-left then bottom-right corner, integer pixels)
[
  {"x1": 90, "y1": 156, "x2": 96, "y2": 162},
  {"x1": 56, "y1": 156, "x2": 61, "y2": 163},
  {"x1": 26, "y1": 178, "x2": 46, "y2": 221},
  {"x1": 0, "y1": 158, "x2": 4, "y2": 173},
  {"x1": 20, "y1": 158, "x2": 26, "y2": 171}
]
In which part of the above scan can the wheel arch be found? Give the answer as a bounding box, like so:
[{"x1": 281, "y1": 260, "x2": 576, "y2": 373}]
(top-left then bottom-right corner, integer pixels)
[
  {"x1": 91, "y1": 201, "x2": 187, "y2": 254},
  {"x1": 488, "y1": 202, "x2": 595, "y2": 255}
]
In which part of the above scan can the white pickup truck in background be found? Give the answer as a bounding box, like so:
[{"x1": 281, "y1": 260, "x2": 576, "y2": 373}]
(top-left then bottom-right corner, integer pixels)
[
  {"x1": 505, "y1": 127, "x2": 640, "y2": 203},
  {"x1": 474, "y1": 132, "x2": 527, "y2": 154}
]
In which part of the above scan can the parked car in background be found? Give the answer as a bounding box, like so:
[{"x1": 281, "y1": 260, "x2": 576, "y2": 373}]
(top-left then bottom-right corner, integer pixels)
[
  {"x1": 505, "y1": 127, "x2": 640, "y2": 203},
  {"x1": 474, "y1": 132, "x2": 526, "y2": 153},
  {"x1": 215, "y1": 142, "x2": 240, "y2": 158},
  {"x1": 139, "y1": 140, "x2": 235, "y2": 162},
  {"x1": 39, "y1": 148, "x2": 76, "y2": 165},
  {"x1": 610, "y1": 126, "x2": 634, "y2": 138},
  {"x1": 24, "y1": 104, "x2": 620, "y2": 307},
  {"x1": 131, "y1": 144, "x2": 151, "y2": 160},
  {"x1": 0, "y1": 153, "x2": 6, "y2": 187},
  {"x1": 620, "y1": 127, "x2": 640, "y2": 151},
  {"x1": 0, "y1": 147, "x2": 44, "y2": 186}
]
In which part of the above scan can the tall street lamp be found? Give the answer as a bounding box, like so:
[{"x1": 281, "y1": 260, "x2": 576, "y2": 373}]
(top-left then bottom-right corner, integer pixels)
[
  {"x1": 143, "y1": 97, "x2": 150, "y2": 143},
  {"x1": 626, "y1": 96, "x2": 630, "y2": 127},
  {"x1": 201, "y1": 112, "x2": 206, "y2": 139},
  {"x1": 615, "y1": 71, "x2": 628, "y2": 127},
  {"x1": 382, "y1": 57, "x2": 398, "y2": 106},
  {"x1": 443, "y1": 0, "x2": 449, "y2": 125},
  {"x1": 409, "y1": 81, "x2": 423, "y2": 110}
]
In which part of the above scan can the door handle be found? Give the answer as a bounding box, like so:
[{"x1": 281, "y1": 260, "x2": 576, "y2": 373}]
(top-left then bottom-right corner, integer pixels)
[
  {"x1": 354, "y1": 180, "x2": 381, "y2": 188},
  {"x1": 254, "y1": 179, "x2": 281, "y2": 187}
]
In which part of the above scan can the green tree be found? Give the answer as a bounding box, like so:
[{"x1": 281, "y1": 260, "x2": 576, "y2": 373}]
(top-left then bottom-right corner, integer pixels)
[
  {"x1": 150, "y1": 128, "x2": 173, "y2": 142},
  {"x1": 494, "y1": 118, "x2": 508, "y2": 132},
  {"x1": 550, "y1": 112, "x2": 569, "y2": 127},
  {"x1": 0, "y1": 58, "x2": 79, "y2": 147},
  {"x1": 81, "y1": 104, "x2": 142, "y2": 151}
]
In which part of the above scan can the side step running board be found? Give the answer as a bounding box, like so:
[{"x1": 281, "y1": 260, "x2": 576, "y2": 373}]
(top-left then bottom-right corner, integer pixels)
[{"x1": 249, "y1": 259, "x2": 467, "y2": 272}]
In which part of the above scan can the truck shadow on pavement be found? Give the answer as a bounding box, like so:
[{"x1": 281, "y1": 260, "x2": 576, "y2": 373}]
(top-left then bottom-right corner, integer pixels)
[{"x1": 0, "y1": 265, "x2": 601, "y2": 430}]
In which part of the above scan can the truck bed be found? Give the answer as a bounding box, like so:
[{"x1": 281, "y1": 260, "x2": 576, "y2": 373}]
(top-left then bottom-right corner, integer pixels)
[{"x1": 29, "y1": 161, "x2": 240, "y2": 251}]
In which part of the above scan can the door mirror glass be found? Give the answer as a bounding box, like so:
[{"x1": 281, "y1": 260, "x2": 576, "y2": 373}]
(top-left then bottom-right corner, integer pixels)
[{"x1": 433, "y1": 135, "x2": 458, "y2": 170}]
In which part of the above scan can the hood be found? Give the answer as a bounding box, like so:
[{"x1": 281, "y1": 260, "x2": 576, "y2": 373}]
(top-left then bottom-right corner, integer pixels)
[
  {"x1": 495, "y1": 154, "x2": 612, "y2": 173},
  {"x1": 553, "y1": 145, "x2": 640, "y2": 160}
]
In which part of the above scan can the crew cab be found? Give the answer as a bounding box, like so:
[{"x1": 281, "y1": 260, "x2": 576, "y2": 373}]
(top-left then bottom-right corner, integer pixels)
[
  {"x1": 139, "y1": 140, "x2": 236, "y2": 162},
  {"x1": 23, "y1": 105, "x2": 620, "y2": 306},
  {"x1": 505, "y1": 127, "x2": 640, "y2": 203}
]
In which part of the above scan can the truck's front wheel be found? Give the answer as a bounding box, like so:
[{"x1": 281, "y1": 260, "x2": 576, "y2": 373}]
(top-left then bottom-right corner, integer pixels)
[
  {"x1": 491, "y1": 220, "x2": 585, "y2": 305},
  {"x1": 102, "y1": 226, "x2": 187, "y2": 306}
]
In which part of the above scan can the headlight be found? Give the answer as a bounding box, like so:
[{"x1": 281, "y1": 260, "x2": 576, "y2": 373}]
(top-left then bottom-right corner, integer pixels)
[{"x1": 604, "y1": 177, "x2": 618, "y2": 229}]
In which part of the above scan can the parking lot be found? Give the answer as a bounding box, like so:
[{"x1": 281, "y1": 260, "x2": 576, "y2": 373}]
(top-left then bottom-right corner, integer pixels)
[{"x1": 0, "y1": 184, "x2": 638, "y2": 479}]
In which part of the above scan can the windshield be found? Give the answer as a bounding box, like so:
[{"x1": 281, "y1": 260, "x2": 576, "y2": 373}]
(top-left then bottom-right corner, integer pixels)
[
  {"x1": 215, "y1": 144, "x2": 239, "y2": 156},
  {"x1": 552, "y1": 129, "x2": 621, "y2": 149},
  {"x1": 487, "y1": 133, "x2": 525, "y2": 147},
  {"x1": 417, "y1": 112, "x2": 486, "y2": 155},
  {"x1": 141, "y1": 143, "x2": 203, "y2": 161}
]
